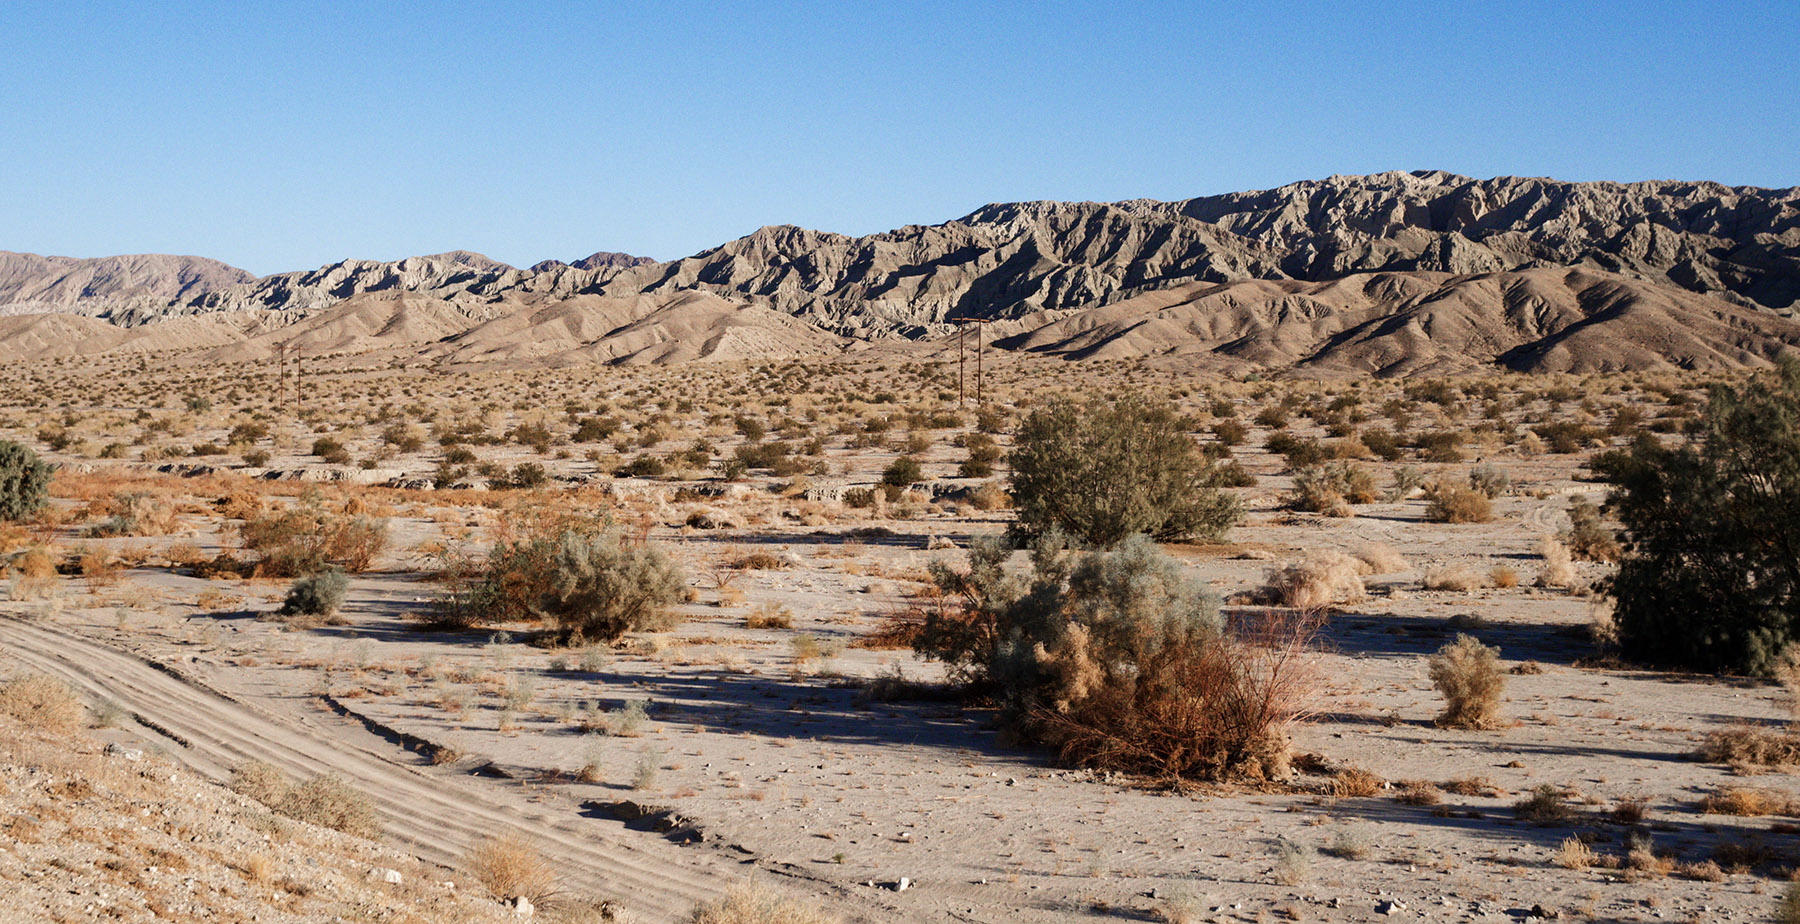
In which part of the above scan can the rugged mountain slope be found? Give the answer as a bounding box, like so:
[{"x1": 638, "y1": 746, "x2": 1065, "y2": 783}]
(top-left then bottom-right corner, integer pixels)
[
  {"x1": 4, "y1": 172, "x2": 1796, "y2": 375},
  {"x1": 0, "y1": 251, "x2": 255, "y2": 318},
  {"x1": 601, "y1": 172, "x2": 1798, "y2": 329},
  {"x1": 1173, "y1": 171, "x2": 1800, "y2": 311},
  {"x1": 530, "y1": 250, "x2": 658, "y2": 273},
  {"x1": 1002, "y1": 267, "x2": 1800, "y2": 376}
]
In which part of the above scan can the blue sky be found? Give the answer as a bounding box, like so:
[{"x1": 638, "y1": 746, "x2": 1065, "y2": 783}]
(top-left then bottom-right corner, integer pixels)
[{"x1": 4, "y1": 1, "x2": 1795, "y2": 275}]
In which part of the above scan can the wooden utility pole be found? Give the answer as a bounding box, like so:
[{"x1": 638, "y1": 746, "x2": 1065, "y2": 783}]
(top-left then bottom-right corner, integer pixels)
[
  {"x1": 975, "y1": 319, "x2": 984, "y2": 406},
  {"x1": 957, "y1": 321, "x2": 966, "y2": 406}
]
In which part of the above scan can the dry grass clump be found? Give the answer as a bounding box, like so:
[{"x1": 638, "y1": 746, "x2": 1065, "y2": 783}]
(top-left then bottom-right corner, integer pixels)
[
  {"x1": 1535, "y1": 535, "x2": 1578, "y2": 589},
  {"x1": 1260, "y1": 551, "x2": 1365, "y2": 609},
  {"x1": 1421, "y1": 564, "x2": 1488, "y2": 592},
  {"x1": 228, "y1": 760, "x2": 382, "y2": 838},
  {"x1": 1444, "y1": 775, "x2": 1505, "y2": 798},
  {"x1": 1427, "y1": 634, "x2": 1506, "y2": 729},
  {"x1": 743, "y1": 603, "x2": 794, "y2": 630},
  {"x1": 1552, "y1": 835, "x2": 1596, "y2": 869},
  {"x1": 1329, "y1": 766, "x2": 1383, "y2": 798},
  {"x1": 688, "y1": 880, "x2": 839, "y2": 924},
  {"x1": 1698, "y1": 786, "x2": 1799, "y2": 816},
  {"x1": 1699, "y1": 725, "x2": 1800, "y2": 769},
  {"x1": 0, "y1": 673, "x2": 86, "y2": 733},
  {"x1": 1423, "y1": 480, "x2": 1491, "y2": 524},
  {"x1": 463, "y1": 833, "x2": 558, "y2": 903},
  {"x1": 1513, "y1": 784, "x2": 1576, "y2": 824},
  {"x1": 1351, "y1": 542, "x2": 1407, "y2": 576}
]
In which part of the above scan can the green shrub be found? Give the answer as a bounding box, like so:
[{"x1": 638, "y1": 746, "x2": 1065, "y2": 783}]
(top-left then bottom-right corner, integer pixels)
[
  {"x1": 279, "y1": 570, "x2": 349, "y2": 618},
  {"x1": 916, "y1": 534, "x2": 1317, "y2": 781},
  {"x1": 0, "y1": 441, "x2": 52, "y2": 523},
  {"x1": 1597, "y1": 359, "x2": 1800, "y2": 674},
  {"x1": 1009, "y1": 395, "x2": 1239, "y2": 546},
  {"x1": 882, "y1": 455, "x2": 924, "y2": 487},
  {"x1": 1210, "y1": 419, "x2": 1247, "y2": 447},
  {"x1": 1534, "y1": 420, "x2": 1603, "y2": 454},
  {"x1": 310, "y1": 437, "x2": 351, "y2": 465}
]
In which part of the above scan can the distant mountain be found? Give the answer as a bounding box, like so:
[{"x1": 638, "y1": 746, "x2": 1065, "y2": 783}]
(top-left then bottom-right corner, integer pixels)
[
  {"x1": 3, "y1": 172, "x2": 1797, "y2": 375},
  {"x1": 530, "y1": 251, "x2": 657, "y2": 273},
  {"x1": 0, "y1": 251, "x2": 255, "y2": 319}
]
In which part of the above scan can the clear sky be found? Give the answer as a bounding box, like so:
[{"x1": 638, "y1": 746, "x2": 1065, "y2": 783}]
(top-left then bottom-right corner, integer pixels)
[{"x1": 4, "y1": 1, "x2": 1796, "y2": 275}]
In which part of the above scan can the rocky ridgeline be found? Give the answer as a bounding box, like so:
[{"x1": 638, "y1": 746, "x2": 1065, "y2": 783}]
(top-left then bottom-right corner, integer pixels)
[{"x1": 7, "y1": 172, "x2": 1796, "y2": 335}]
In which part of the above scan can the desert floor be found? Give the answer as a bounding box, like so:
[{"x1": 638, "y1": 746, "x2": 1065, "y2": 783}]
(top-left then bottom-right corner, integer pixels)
[{"x1": 2, "y1": 357, "x2": 1796, "y2": 923}]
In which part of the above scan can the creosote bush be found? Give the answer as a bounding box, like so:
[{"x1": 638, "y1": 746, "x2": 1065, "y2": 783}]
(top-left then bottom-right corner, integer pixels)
[
  {"x1": 1008, "y1": 395, "x2": 1239, "y2": 547},
  {"x1": 916, "y1": 533, "x2": 1320, "y2": 781},
  {"x1": 0, "y1": 440, "x2": 53, "y2": 523},
  {"x1": 436, "y1": 514, "x2": 684, "y2": 643},
  {"x1": 1428, "y1": 634, "x2": 1506, "y2": 729},
  {"x1": 1598, "y1": 358, "x2": 1800, "y2": 674},
  {"x1": 277, "y1": 569, "x2": 349, "y2": 620}
]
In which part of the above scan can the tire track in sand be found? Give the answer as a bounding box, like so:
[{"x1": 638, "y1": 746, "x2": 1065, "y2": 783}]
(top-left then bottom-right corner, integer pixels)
[{"x1": 0, "y1": 615, "x2": 740, "y2": 923}]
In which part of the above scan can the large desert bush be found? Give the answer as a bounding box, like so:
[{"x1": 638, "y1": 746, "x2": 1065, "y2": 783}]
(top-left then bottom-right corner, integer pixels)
[
  {"x1": 0, "y1": 440, "x2": 52, "y2": 523},
  {"x1": 1008, "y1": 395, "x2": 1239, "y2": 546},
  {"x1": 1428, "y1": 634, "x2": 1506, "y2": 729},
  {"x1": 1596, "y1": 358, "x2": 1800, "y2": 674},
  {"x1": 437, "y1": 516, "x2": 683, "y2": 642},
  {"x1": 916, "y1": 534, "x2": 1320, "y2": 781},
  {"x1": 542, "y1": 527, "x2": 685, "y2": 642},
  {"x1": 0, "y1": 673, "x2": 85, "y2": 733}
]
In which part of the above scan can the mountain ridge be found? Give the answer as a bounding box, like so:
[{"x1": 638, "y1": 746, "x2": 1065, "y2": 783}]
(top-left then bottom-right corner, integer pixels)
[{"x1": 5, "y1": 171, "x2": 1797, "y2": 375}]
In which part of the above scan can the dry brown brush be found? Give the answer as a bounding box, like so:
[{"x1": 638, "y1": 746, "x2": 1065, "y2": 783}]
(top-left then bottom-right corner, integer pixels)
[{"x1": 916, "y1": 534, "x2": 1322, "y2": 782}]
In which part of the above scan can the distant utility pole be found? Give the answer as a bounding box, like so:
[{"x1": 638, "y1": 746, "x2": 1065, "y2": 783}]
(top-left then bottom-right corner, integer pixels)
[
  {"x1": 957, "y1": 321, "x2": 966, "y2": 406},
  {"x1": 975, "y1": 318, "x2": 985, "y2": 406}
]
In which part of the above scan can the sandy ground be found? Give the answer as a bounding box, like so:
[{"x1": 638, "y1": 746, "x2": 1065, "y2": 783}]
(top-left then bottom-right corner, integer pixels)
[{"x1": 3, "y1": 437, "x2": 1797, "y2": 924}]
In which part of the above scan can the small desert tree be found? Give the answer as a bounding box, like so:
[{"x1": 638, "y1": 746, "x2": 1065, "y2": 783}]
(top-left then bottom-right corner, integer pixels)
[
  {"x1": 1009, "y1": 395, "x2": 1239, "y2": 547},
  {"x1": 1596, "y1": 358, "x2": 1800, "y2": 675},
  {"x1": 0, "y1": 440, "x2": 52, "y2": 523}
]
